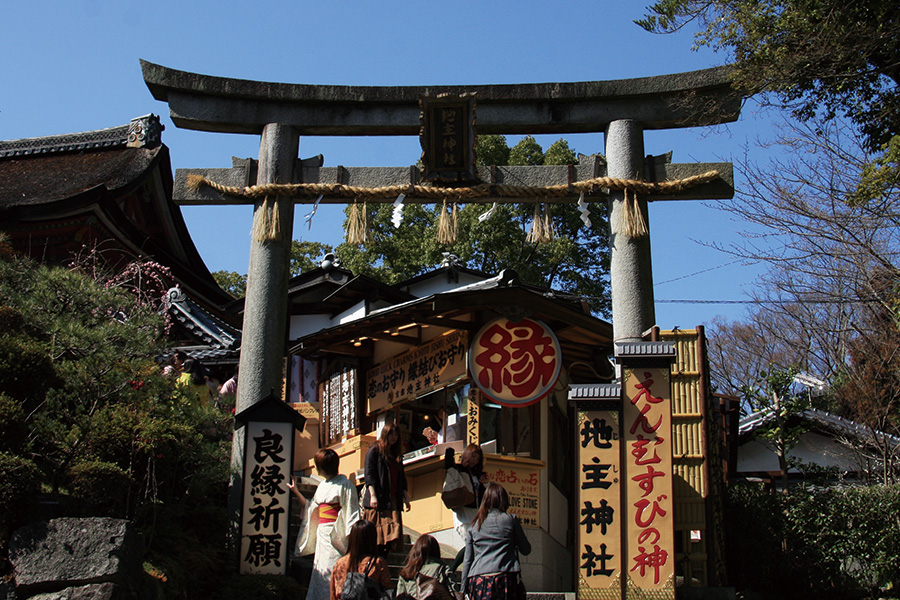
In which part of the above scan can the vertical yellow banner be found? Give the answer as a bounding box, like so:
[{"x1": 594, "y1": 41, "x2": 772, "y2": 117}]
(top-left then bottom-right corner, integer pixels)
[
  {"x1": 466, "y1": 391, "x2": 480, "y2": 446},
  {"x1": 622, "y1": 368, "x2": 675, "y2": 599},
  {"x1": 576, "y1": 409, "x2": 622, "y2": 600}
]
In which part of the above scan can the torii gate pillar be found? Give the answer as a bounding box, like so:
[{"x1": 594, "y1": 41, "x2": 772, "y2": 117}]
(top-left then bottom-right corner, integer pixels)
[
  {"x1": 229, "y1": 123, "x2": 298, "y2": 544},
  {"x1": 606, "y1": 120, "x2": 654, "y2": 343}
]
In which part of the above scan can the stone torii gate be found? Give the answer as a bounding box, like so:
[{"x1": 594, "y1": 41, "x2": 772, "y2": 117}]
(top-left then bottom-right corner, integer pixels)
[{"x1": 141, "y1": 59, "x2": 740, "y2": 564}]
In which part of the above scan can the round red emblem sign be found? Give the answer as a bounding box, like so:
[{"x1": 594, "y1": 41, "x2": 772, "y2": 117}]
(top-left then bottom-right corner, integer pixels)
[{"x1": 468, "y1": 317, "x2": 562, "y2": 407}]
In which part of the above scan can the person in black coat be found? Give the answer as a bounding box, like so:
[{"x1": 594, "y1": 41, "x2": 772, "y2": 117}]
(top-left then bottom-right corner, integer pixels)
[{"x1": 362, "y1": 421, "x2": 410, "y2": 555}]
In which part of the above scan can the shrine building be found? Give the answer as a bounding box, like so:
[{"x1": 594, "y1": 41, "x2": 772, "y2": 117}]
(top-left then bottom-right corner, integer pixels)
[{"x1": 283, "y1": 255, "x2": 726, "y2": 593}]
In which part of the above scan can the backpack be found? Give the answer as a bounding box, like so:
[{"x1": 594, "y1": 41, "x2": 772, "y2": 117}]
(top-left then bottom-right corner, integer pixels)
[
  {"x1": 415, "y1": 572, "x2": 456, "y2": 600},
  {"x1": 341, "y1": 557, "x2": 393, "y2": 600}
]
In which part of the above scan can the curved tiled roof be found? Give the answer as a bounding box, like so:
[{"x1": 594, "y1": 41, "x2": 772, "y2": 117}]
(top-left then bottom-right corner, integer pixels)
[
  {"x1": 739, "y1": 407, "x2": 900, "y2": 447},
  {"x1": 0, "y1": 115, "x2": 164, "y2": 207},
  {"x1": 165, "y1": 287, "x2": 240, "y2": 349}
]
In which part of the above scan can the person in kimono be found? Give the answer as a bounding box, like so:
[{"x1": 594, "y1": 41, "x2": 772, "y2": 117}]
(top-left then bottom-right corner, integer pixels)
[{"x1": 290, "y1": 448, "x2": 361, "y2": 600}]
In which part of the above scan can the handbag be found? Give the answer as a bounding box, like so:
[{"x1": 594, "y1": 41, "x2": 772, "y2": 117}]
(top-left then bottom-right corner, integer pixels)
[
  {"x1": 441, "y1": 466, "x2": 475, "y2": 510},
  {"x1": 341, "y1": 557, "x2": 394, "y2": 600},
  {"x1": 415, "y1": 573, "x2": 455, "y2": 600}
]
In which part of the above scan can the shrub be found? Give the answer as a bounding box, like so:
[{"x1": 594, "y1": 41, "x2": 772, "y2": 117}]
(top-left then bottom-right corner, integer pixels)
[
  {"x1": 726, "y1": 482, "x2": 900, "y2": 599},
  {"x1": 68, "y1": 460, "x2": 134, "y2": 518},
  {"x1": 0, "y1": 393, "x2": 25, "y2": 452},
  {"x1": 0, "y1": 453, "x2": 42, "y2": 536},
  {"x1": 0, "y1": 333, "x2": 55, "y2": 405}
]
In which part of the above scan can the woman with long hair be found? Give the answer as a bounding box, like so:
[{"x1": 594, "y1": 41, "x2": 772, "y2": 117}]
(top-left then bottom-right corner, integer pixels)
[
  {"x1": 329, "y1": 520, "x2": 392, "y2": 600},
  {"x1": 397, "y1": 534, "x2": 454, "y2": 597},
  {"x1": 461, "y1": 483, "x2": 531, "y2": 600},
  {"x1": 362, "y1": 421, "x2": 411, "y2": 555},
  {"x1": 290, "y1": 448, "x2": 360, "y2": 600}
]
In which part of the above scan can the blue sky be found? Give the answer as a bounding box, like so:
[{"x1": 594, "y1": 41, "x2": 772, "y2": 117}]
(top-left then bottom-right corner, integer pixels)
[{"x1": 2, "y1": 1, "x2": 774, "y2": 328}]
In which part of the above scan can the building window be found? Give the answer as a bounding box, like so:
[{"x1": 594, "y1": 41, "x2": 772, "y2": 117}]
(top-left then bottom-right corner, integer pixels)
[
  {"x1": 378, "y1": 383, "x2": 469, "y2": 453},
  {"x1": 547, "y1": 393, "x2": 571, "y2": 497},
  {"x1": 480, "y1": 395, "x2": 540, "y2": 459}
]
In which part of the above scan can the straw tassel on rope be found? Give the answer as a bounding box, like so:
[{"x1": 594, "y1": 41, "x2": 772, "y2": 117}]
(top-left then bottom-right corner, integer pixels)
[
  {"x1": 526, "y1": 202, "x2": 555, "y2": 244},
  {"x1": 436, "y1": 199, "x2": 459, "y2": 245},
  {"x1": 542, "y1": 203, "x2": 555, "y2": 242},
  {"x1": 346, "y1": 200, "x2": 370, "y2": 245},
  {"x1": 526, "y1": 203, "x2": 543, "y2": 244},
  {"x1": 251, "y1": 196, "x2": 283, "y2": 242},
  {"x1": 621, "y1": 188, "x2": 649, "y2": 239}
]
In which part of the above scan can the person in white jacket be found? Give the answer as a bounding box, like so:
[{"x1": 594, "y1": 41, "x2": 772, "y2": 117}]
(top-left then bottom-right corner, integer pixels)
[{"x1": 291, "y1": 448, "x2": 361, "y2": 600}]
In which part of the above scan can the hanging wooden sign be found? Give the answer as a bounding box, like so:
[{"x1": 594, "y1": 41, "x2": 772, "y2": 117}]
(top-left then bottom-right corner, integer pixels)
[
  {"x1": 366, "y1": 330, "x2": 468, "y2": 412},
  {"x1": 419, "y1": 93, "x2": 477, "y2": 183}
]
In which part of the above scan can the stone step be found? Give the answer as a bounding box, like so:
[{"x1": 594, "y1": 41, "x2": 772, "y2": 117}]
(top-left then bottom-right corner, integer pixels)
[{"x1": 288, "y1": 531, "x2": 464, "y2": 592}]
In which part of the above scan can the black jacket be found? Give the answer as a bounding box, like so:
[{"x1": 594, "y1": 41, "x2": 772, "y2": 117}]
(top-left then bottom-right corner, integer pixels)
[{"x1": 363, "y1": 444, "x2": 407, "y2": 510}]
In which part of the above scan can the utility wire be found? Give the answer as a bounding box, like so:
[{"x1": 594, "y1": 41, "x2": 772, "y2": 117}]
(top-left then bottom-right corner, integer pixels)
[{"x1": 654, "y1": 259, "x2": 744, "y2": 286}]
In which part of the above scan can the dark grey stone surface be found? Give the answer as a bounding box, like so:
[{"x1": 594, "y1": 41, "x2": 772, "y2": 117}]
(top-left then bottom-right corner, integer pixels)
[
  {"x1": 25, "y1": 583, "x2": 125, "y2": 600},
  {"x1": 9, "y1": 518, "x2": 144, "y2": 596},
  {"x1": 0, "y1": 581, "x2": 17, "y2": 600},
  {"x1": 677, "y1": 587, "x2": 736, "y2": 600},
  {"x1": 525, "y1": 593, "x2": 575, "y2": 600}
]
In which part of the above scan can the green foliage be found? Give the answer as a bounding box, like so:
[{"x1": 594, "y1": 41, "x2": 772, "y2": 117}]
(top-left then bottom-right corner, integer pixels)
[
  {"x1": 219, "y1": 574, "x2": 306, "y2": 600},
  {"x1": 543, "y1": 139, "x2": 578, "y2": 166},
  {"x1": 290, "y1": 240, "x2": 334, "y2": 275},
  {"x1": 336, "y1": 202, "x2": 445, "y2": 285},
  {"x1": 137, "y1": 500, "x2": 232, "y2": 599},
  {"x1": 336, "y1": 135, "x2": 611, "y2": 315},
  {"x1": 726, "y1": 483, "x2": 900, "y2": 597},
  {"x1": 0, "y1": 325, "x2": 57, "y2": 406},
  {"x1": 509, "y1": 135, "x2": 544, "y2": 166},
  {"x1": 475, "y1": 134, "x2": 511, "y2": 166},
  {"x1": 853, "y1": 134, "x2": 900, "y2": 205},
  {"x1": 213, "y1": 270, "x2": 248, "y2": 298},
  {"x1": 0, "y1": 393, "x2": 26, "y2": 453},
  {"x1": 637, "y1": 0, "x2": 900, "y2": 151},
  {"x1": 0, "y1": 250, "x2": 234, "y2": 597},
  {"x1": 0, "y1": 453, "x2": 41, "y2": 538},
  {"x1": 68, "y1": 460, "x2": 134, "y2": 517}
]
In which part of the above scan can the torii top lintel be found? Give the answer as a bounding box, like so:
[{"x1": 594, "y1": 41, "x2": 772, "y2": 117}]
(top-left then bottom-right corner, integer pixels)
[{"x1": 140, "y1": 60, "x2": 741, "y2": 137}]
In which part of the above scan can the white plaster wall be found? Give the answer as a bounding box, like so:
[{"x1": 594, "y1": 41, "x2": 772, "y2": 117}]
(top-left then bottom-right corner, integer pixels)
[
  {"x1": 338, "y1": 301, "x2": 367, "y2": 324},
  {"x1": 402, "y1": 272, "x2": 486, "y2": 298},
  {"x1": 521, "y1": 527, "x2": 574, "y2": 592},
  {"x1": 737, "y1": 431, "x2": 864, "y2": 473},
  {"x1": 289, "y1": 313, "x2": 334, "y2": 340}
]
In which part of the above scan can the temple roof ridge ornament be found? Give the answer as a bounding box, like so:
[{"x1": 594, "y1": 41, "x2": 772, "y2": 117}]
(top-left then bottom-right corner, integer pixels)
[
  {"x1": 165, "y1": 285, "x2": 241, "y2": 349},
  {"x1": 0, "y1": 114, "x2": 163, "y2": 158}
]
